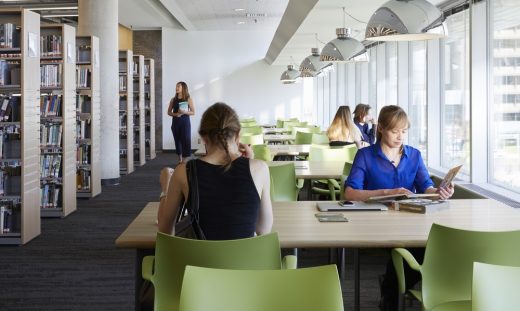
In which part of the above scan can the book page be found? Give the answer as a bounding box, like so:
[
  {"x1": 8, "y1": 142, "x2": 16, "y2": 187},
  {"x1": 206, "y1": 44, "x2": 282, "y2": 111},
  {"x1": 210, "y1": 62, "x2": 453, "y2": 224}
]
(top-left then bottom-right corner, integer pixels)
[{"x1": 440, "y1": 165, "x2": 463, "y2": 188}]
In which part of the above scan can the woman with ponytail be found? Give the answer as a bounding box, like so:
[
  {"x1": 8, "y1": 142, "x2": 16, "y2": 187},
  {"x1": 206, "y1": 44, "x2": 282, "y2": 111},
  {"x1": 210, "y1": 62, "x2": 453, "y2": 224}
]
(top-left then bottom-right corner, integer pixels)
[{"x1": 158, "y1": 102, "x2": 273, "y2": 240}]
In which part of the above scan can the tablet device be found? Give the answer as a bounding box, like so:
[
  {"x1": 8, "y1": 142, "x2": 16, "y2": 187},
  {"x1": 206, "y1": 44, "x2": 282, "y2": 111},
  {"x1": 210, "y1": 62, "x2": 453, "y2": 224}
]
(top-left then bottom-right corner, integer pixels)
[{"x1": 317, "y1": 202, "x2": 388, "y2": 212}]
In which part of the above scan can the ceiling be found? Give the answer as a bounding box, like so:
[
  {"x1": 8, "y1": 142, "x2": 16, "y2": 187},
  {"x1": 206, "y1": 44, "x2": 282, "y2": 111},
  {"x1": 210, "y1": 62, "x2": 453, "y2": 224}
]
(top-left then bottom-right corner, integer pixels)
[{"x1": 1, "y1": 0, "x2": 448, "y2": 65}]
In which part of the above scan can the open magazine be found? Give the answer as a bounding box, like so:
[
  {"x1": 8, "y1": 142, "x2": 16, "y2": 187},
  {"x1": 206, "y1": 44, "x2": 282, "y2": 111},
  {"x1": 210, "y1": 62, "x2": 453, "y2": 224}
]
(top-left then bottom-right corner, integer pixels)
[{"x1": 365, "y1": 164, "x2": 463, "y2": 203}]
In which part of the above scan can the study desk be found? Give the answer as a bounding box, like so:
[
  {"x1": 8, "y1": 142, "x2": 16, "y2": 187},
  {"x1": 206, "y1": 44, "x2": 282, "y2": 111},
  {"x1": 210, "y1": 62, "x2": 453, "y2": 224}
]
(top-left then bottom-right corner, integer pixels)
[
  {"x1": 194, "y1": 144, "x2": 311, "y2": 157},
  {"x1": 263, "y1": 134, "x2": 295, "y2": 144},
  {"x1": 116, "y1": 199, "x2": 520, "y2": 311},
  {"x1": 268, "y1": 161, "x2": 344, "y2": 179}
]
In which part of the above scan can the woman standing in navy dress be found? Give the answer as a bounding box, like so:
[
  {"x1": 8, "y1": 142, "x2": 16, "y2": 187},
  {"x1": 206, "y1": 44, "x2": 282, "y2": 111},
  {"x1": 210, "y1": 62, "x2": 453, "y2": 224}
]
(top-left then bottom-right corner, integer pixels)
[{"x1": 168, "y1": 82, "x2": 195, "y2": 163}]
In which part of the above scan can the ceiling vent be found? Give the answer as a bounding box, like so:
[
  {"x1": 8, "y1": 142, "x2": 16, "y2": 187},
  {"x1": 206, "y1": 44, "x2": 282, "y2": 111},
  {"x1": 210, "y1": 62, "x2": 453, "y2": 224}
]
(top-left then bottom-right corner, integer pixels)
[{"x1": 245, "y1": 13, "x2": 267, "y2": 18}]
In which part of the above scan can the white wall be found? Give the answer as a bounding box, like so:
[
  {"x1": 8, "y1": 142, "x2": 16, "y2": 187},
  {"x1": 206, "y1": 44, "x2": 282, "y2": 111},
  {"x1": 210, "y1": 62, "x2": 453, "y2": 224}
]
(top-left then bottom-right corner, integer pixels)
[{"x1": 161, "y1": 27, "x2": 305, "y2": 150}]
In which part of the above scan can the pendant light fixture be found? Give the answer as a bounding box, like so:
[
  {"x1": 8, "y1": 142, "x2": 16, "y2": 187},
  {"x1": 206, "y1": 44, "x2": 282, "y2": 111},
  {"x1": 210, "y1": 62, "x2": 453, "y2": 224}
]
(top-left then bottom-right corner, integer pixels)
[
  {"x1": 320, "y1": 8, "x2": 368, "y2": 63},
  {"x1": 300, "y1": 34, "x2": 333, "y2": 77},
  {"x1": 365, "y1": 0, "x2": 446, "y2": 41},
  {"x1": 280, "y1": 64, "x2": 300, "y2": 84}
]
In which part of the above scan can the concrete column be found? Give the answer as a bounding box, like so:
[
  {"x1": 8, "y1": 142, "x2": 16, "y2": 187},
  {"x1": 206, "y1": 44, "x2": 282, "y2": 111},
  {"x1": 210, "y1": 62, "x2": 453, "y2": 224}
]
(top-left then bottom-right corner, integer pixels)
[{"x1": 78, "y1": 0, "x2": 120, "y2": 184}]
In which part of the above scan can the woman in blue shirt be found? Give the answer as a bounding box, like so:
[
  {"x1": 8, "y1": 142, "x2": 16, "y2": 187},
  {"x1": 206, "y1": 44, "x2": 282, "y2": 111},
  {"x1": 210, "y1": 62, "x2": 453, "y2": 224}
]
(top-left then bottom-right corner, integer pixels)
[
  {"x1": 353, "y1": 103, "x2": 377, "y2": 145},
  {"x1": 345, "y1": 105, "x2": 454, "y2": 311}
]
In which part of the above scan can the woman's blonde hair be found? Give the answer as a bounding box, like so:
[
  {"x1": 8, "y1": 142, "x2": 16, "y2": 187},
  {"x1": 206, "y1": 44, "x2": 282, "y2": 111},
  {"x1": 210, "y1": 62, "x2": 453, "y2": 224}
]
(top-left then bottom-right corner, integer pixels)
[
  {"x1": 376, "y1": 105, "x2": 410, "y2": 142},
  {"x1": 327, "y1": 106, "x2": 361, "y2": 143},
  {"x1": 198, "y1": 102, "x2": 241, "y2": 170}
]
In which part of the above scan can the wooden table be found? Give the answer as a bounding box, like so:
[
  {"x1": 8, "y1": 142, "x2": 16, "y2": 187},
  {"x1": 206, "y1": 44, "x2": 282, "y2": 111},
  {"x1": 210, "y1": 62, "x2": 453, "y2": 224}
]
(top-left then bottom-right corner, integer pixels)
[
  {"x1": 263, "y1": 134, "x2": 295, "y2": 144},
  {"x1": 268, "y1": 161, "x2": 344, "y2": 179},
  {"x1": 116, "y1": 199, "x2": 520, "y2": 311},
  {"x1": 194, "y1": 144, "x2": 311, "y2": 157}
]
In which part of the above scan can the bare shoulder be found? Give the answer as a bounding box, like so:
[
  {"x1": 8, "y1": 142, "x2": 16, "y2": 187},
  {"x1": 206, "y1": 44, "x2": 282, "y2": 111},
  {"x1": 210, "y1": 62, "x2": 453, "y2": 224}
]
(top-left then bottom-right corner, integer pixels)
[
  {"x1": 172, "y1": 163, "x2": 188, "y2": 184},
  {"x1": 249, "y1": 158, "x2": 268, "y2": 172}
]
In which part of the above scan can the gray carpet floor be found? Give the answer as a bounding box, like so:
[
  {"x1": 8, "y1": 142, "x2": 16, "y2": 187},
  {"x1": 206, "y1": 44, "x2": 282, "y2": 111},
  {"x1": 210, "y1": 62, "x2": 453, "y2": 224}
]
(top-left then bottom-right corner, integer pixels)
[{"x1": 0, "y1": 153, "x2": 420, "y2": 311}]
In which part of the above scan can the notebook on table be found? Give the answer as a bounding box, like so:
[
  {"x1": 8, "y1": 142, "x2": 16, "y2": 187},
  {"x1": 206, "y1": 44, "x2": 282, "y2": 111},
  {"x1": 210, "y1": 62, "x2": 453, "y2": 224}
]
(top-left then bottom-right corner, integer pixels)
[{"x1": 317, "y1": 201, "x2": 388, "y2": 212}]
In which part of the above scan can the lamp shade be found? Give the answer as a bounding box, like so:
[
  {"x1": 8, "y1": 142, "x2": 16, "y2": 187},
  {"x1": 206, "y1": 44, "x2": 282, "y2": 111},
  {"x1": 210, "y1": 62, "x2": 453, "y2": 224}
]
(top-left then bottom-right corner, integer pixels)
[
  {"x1": 320, "y1": 28, "x2": 368, "y2": 63},
  {"x1": 365, "y1": 0, "x2": 447, "y2": 41},
  {"x1": 300, "y1": 48, "x2": 332, "y2": 74},
  {"x1": 280, "y1": 65, "x2": 300, "y2": 84}
]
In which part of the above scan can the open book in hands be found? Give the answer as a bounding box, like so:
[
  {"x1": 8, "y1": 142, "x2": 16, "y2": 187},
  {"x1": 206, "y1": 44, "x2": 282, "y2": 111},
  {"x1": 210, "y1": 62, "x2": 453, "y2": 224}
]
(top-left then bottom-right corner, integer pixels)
[{"x1": 365, "y1": 193, "x2": 440, "y2": 203}]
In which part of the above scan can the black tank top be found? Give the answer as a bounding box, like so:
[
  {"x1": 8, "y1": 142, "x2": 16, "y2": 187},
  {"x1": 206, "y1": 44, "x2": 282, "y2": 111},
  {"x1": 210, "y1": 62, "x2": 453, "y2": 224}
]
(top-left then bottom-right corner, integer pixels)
[{"x1": 195, "y1": 157, "x2": 260, "y2": 240}]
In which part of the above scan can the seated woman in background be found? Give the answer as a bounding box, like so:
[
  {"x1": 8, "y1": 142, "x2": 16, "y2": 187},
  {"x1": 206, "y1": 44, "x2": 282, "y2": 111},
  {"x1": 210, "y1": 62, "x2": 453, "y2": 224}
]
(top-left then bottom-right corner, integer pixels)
[
  {"x1": 326, "y1": 105, "x2": 364, "y2": 148},
  {"x1": 353, "y1": 103, "x2": 377, "y2": 145},
  {"x1": 158, "y1": 102, "x2": 273, "y2": 240},
  {"x1": 344, "y1": 105, "x2": 454, "y2": 311}
]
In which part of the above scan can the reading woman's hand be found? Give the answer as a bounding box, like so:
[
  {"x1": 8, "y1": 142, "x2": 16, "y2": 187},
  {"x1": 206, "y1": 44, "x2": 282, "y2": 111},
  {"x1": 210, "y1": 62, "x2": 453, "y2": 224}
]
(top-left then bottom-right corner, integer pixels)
[
  {"x1": 238, "y1": 143, "x2": 253, "y2": 158},
  {"x1": 437, "y1": 183, "x2": 454, "y2": 200},
  {"x1": 160, "y1": 167, "x2": 174, "y2": 192},
  {"x1": 386, "y1": 187, "x2": 413, "y2": 196}
]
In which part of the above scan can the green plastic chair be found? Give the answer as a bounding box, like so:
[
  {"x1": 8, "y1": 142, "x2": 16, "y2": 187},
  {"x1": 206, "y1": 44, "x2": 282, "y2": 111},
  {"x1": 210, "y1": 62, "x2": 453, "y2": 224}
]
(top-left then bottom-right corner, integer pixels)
[
  {"x1": 179, "y1": 265, "x2": 344, "y2": 311},
  {"x1": 239, "y1": 133, "x2": 264, "y2": 145},
  {"x1": 308, "y1": 125, "x2": 322, "y2": 134},
  {"x1": 308, "y1": 145, "x2": 357, "y2": 200},
  {"x1": 472, "y1": 262, "x2": 520, "y2": 311},
  {"x1": 252, "y1": 144, "x2": 273, "y2": 161},
  {"x1": 239, "y1": 117, "x2": 255, "y2": 123},
  {"x1": 291, "y1": 126, "x2": 312, "y2": 135},
  {"x1": 327, "y1": 162, "x2": 353, "y2": 201},
  {"x1": 392, "y1": 224, "x2": 520, "y2": 311},
  {"x1": 241, "y1": 126, "x2": 263, "y2": 135},
  {"x1": 294, "y1": 131, "x2": 313, "y2": 145},
  {"x1": 311, "y1": 133, "x2": 329, "y2": 145},
  {"x1": 240, "y1": 120, "x2": 257, "y2": 127},
  {"x1": 142, "y1": 232, "x2": 297, "y2": 311},
  {"x1": 268, "y1": 163, "x2": 303, "y2": 201}
]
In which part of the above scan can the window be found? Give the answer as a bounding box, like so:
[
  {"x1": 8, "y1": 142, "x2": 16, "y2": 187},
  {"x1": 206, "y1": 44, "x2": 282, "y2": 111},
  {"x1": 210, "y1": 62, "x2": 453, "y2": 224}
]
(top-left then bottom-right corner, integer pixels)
[
  {"x1": 441, "y1": 10, "x2": 470, "y2": 177},
  {"x1": 385, "y1": 42, "x2": 398, "y2": 106},
  {"x1": 408, "y1": 41, "x2": 428, "y2": 159},
  {"x1": 490, "y1": 0, "x2": 520, "y2": 192}
]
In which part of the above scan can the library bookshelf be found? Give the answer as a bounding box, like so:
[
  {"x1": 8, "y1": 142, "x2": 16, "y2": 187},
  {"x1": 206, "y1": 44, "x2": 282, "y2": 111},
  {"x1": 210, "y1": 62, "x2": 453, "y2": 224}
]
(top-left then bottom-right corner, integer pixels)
[
  {"x1": 119, "y1": 50, "x2": 134, "y2": 174},
  {"x1": 76, "y1": 35, "x2": 101, "y2": 199},
  {"x1": 144, "y1": 58, "x2": 156, "y2": 160},
  {"x1": 0, "y1": 9, "x2": 40, "y2": 244},
  {"x1": 132, "y1": 55, "x2": 145, "y2": 166},
  {"x1": 39, "y1": 24, "x2": 77, "y2": 218}
]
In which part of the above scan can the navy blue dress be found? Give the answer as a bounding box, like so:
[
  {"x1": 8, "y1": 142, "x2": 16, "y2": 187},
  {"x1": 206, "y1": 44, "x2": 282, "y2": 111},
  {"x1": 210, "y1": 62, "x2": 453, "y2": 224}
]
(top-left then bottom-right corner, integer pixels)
[{"x1": 170, "y1": 97, "x2": 191, "y2": 157}]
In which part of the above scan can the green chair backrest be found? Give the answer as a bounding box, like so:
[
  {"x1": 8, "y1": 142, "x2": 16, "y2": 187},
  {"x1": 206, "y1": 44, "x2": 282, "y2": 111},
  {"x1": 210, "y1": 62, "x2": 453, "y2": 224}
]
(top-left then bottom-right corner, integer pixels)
[
  {"x1": 308, "y1": 145, "x2": 357, "y2": 162},
  {"x1": 151, "y1": 232, "x2": 284, "y2": 311},
  {"x1": 179, "y1": 265, "x2": 344, "y2": 311},
  {"x1": 308, "y1": 126, "x2": 322, "y2": 134},
  {"x1": 241, "y1": 126, "x2": 263, "y2": 135},
  {"x1": 419, "y1": 224, "x2": 520, "y2": 310},
  {"x1": 472, "y1": 262, "x2": 520, "y2": 311},
  {"x1": 339, "y1": 162, "x2": 353, "y2": 201},
  {"x1": 240, "y1": 121, "x2": 257, "y2": 128},
  {"x1": 239, "y1": 133, "x2": 264, "y2": 145},
  {"x1": 291, "y1": 126, "x2": 312, "y2": 135},
  {"x1": 240, "y1": 117, "x2": 255, "y2": 123},
  {"x1": 269, "y1": 163, "x2": 299, "y2": 201},
  {"x1": 252, "y1": 144, "x2": 273, "y2": 162},
  {"x1": 276, "y1": 119, "x2": 285, "y2": 128},
  {"x1": 311, "y1": 133, "x2": 329, "y2": 144},
  {"x1": 282, "y1": 120, "x2": 300, "y2": 129},
  {"x1": 294, "y1": 131, "x2": 313, "y2": 145}
]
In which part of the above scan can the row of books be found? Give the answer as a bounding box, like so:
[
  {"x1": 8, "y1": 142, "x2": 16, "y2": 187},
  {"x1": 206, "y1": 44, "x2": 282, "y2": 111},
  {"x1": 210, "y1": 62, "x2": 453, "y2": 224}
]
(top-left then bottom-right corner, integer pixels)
[
  {"x1": 119, "y1": 112, "x2": 127, "y2": 128},
  {"x1": 76, "y1": 169, "x2": 91, "y2": 191},
  {"x1": 40, "y1": 154, "x2": 62, "y2": 179},
  {"x1": 0, "y1": 203, "x2": 20, "y2": 234},
  {"x1": 119, "y1": 76, "x2": 127, "y2": 91},
  {"x1": 0, "y1": 95, "x2": 20, "y2": 122},
  {"x1": 0, "y1": 60, "x2": 21, "y2": 86},
  {"x1": 77, "y1": 144, "x2": 90, "y2": 165},
  {"x1": 76, "y1": 95, "x2": 91, "y2": 113},
  {"x1": 40, "y1": 94, "x2": 62, "y2": 117},
  {"x1": 0, "y1": 23, "x2": 20, "y2": 49},
  {"x1": 144, "y1": 64, "x2": 150, "y2": 77},
  {"x1": 40, "y1": 34, "x2": 62, "y2": 57},
  {"x1": 40, "y1": 124, "x2": 63, "y2": 147},
  {"x1": 0, "y1": 131, "x2": 21, "y2": 160},
  {"x1": 40, "y1": 64, "x2": 62, "y2": 88},
  {"x1": 40, "y1": 184, "x2": 61, "y2": 209},
  {"x1": 77, "y1": 65, "x2": 91, "y2": 88},
  {"x1": 76, "y1": 119, "x2": 91, "y2": 140}
]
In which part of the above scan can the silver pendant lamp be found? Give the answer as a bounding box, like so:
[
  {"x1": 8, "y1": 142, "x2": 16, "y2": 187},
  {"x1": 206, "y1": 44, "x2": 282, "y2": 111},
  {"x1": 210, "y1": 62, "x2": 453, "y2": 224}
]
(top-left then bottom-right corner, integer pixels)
[
  {"x1": 365, "y1": 0, "x2": 447, "y2": 41},
  {"x1": 280, "y1": 64, "x2": 300, "y2": 84},
  {"x1": 320, "y1": 8, "x2": 368, "y2": 63}
]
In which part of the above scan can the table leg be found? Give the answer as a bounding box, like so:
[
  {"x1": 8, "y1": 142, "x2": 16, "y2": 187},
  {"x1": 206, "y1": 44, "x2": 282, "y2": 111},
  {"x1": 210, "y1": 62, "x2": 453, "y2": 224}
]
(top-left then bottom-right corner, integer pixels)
[{"x1": 353, "y1": 248, "x2": 360, "y2": 311}]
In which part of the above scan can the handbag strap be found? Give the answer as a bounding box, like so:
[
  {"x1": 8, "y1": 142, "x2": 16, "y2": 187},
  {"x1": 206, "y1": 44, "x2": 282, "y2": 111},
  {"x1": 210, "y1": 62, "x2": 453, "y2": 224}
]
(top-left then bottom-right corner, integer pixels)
[{"x1": 185, "y1": 159, "x2": 200, "y2": 218}]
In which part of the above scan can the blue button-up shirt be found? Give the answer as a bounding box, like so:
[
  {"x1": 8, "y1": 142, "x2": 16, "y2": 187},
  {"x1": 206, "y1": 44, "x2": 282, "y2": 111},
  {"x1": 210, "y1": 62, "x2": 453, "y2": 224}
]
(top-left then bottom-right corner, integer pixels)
[{"x1": 345, "y1": 143, "x2": 434, "y2": 193}]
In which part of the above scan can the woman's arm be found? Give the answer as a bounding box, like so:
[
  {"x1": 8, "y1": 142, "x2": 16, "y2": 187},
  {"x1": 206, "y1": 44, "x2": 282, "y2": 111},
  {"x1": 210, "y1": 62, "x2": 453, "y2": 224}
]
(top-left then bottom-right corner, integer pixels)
[
  {"x1": 425, "y1": 184, "x2": 454, "y2": 200},
  {"x1": 167, "y1": 98, "x2": 178, "y2": 117},
  {"x1": 345, "y1": 186, "x2": 413, "y2": 201},
  {"x1": 157, "y1": 165, "x2": 188, "y2": 234},
  {"x1": 250, "y1": 160, "x2": 273, "y2": 235}
]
